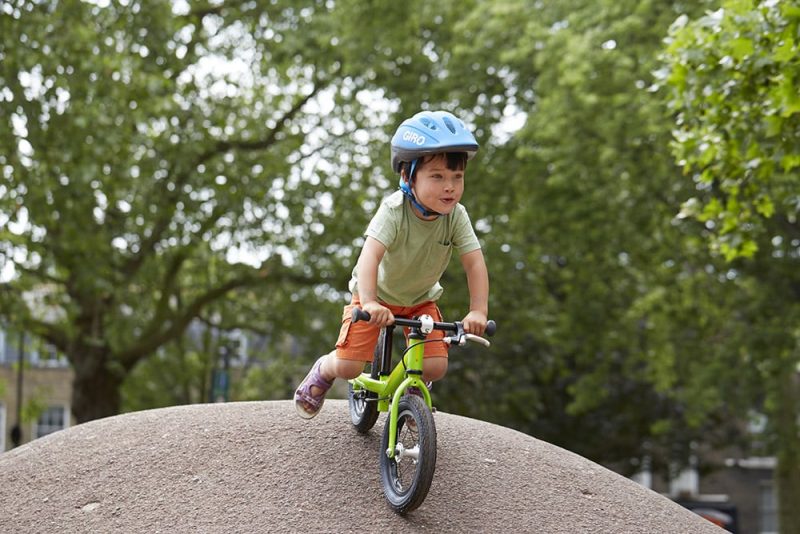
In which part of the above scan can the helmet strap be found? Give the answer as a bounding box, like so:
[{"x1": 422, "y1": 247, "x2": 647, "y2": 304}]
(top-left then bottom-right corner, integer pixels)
[{"x1": 399, "y1": 159, "x2": 442, "y2": 218}]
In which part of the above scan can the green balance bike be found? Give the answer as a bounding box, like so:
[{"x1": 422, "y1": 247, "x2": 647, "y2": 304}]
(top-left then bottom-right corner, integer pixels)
[{"x1": 347, "y1": 307, "x2": 496, "y2": 513}]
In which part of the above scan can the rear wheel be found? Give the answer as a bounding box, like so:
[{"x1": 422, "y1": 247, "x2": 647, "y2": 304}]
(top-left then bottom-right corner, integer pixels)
[
  {"x1": 379, "y1": 394, "x2": 437, "y2": 514},
  {"x1": 348, "y1": 384, "x2": 378, "y2": 432},
  {"x1": 348, "y1": 329, "x2": 384, "y2": 433}
]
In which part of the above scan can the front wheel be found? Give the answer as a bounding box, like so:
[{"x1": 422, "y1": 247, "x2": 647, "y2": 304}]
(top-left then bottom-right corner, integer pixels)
[{"x1": 379, "y1": 394, "x2": 437, "y2": 514}]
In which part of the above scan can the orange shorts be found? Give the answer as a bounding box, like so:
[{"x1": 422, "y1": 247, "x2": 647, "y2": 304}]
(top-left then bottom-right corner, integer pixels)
[{"x1": 335, "y1": 295, "x2": 449, "y2": 362}]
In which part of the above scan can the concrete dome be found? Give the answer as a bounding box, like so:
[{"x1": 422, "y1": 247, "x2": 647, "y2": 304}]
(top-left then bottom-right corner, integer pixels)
[{"x1": 0, "y1": 400, "x2": 723, "y2": 533}]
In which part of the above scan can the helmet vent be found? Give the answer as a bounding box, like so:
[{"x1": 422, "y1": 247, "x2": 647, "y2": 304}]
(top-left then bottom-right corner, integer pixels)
[
  {"x1": 420, "y1": 117, "x2": 437, "y2": 130},
  {"x1": 442, "y1": 116, "x2": 457, "y2": 133}
]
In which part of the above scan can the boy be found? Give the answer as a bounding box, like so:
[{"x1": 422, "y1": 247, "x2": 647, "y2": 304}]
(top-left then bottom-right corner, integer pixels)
[{"x1": 294, "y1": 110, "x2": 489, "y2": 419}]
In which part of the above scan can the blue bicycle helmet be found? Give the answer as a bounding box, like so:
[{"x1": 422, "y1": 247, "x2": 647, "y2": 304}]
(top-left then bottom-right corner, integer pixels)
[
  {"x1": 390, "y1": 111, "x2": 479, "y2": 217},
  {"x1": 390, "y1": 110, "x2": 479, "y2": 173}
]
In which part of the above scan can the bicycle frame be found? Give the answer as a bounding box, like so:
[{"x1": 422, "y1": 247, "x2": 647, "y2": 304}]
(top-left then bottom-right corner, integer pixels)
[
  {"x1": 347, "y1": 307, "x2": 495, "y2": 513},
  {"x1": 349, "y1": 320, "x2": 434, "y2": 459}
]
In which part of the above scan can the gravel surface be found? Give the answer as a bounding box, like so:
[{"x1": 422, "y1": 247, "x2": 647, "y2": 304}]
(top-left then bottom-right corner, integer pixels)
[{"x1": 0, "y1": 400, "x2": 724, "y2": 533}]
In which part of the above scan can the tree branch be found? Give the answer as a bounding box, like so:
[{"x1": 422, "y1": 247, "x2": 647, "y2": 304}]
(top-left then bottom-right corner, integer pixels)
[
  {"x1": 122, "y1": 84, "x2": 322, "y2": 281},
  {"x1": 22, "y1": 317, "x2": 71, "y2": 355},
  {"x1": 116, "y1": 260, "x2": 323, "y2": 367},
  {"x1": 201, "y1": 84, "x2": 323, "y2": 164},
  {"x1": 148, "y1": 248, "x2": 192, "y2": 329},
  {"x1": 116, "y1": 273, "x2": 258, "y2": 366}
]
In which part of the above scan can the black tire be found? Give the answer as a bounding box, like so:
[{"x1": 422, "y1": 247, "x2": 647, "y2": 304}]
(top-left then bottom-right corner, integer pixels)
[
  {"x1": 348, "y1": 383, "x2": 379, "y2": 432},
  {"x1": 348, "y1": 330, "x2": 384, "y2": 433},
  {"x1": 379, "y1": 394, "x2": 437, "y2": 514}
]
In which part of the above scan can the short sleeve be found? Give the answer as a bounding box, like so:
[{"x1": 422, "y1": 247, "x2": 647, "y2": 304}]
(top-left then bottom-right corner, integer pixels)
[
  {"x1": 452, "y1": 205, "x2": 481, "y2": 255},
  {"x1": 364, "y1": 200, "x2": 398, "y2": 249}
]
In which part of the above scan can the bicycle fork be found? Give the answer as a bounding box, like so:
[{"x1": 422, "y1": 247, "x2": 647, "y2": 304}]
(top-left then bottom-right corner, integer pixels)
[
  {"x1": 350, "y1": 347, "x2": 433, "y2": 458},
  {"x1": 385, "y1": 331, "x2": 431, "y2": 459}
]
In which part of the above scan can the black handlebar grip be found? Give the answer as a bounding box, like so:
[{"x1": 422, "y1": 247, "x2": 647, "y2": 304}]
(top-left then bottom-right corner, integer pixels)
[
  {"x1": 485, "y1": 320, "x2": 497, "y2": 337},
  {"x1": 352, "y1": 307, "x2": 371, "y2": 323}
]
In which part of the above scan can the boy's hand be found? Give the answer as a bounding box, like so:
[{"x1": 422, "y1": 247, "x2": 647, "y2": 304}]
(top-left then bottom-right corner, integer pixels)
[
  {"x1": 462, "y1": 310, "x2": 488, "y2": 335},
  {"x1": 362, "y1": 301, "x2": 394, "y2": 327}
]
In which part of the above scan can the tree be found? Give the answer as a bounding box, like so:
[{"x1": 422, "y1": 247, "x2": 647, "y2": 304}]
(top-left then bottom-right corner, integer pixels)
[
  {"x1": 0, "y1": 0, "x2": 382, "y2": 422},
  {"x1": 1, "y1": 0, "x2": 514, "y2": 423},
  {"x1": 661, "y1": 1, "x2": 800, "y2": 530},
  {"x1": 427, "y1": 0, "x2": 741, "y2": 473},
  {"x1": 663, "y1": 1, "x2": 800, "y2": 261}
]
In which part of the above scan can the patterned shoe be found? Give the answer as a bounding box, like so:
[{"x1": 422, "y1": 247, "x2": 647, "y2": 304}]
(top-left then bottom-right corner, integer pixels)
[{"x1": 294, "y1": 356, "x2": 333, "y2": 419}]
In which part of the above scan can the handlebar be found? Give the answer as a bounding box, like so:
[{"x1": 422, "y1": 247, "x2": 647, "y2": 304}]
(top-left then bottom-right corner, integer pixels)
[{"x1": 351, "y1": 307, "x2": 496, "y2": 338}]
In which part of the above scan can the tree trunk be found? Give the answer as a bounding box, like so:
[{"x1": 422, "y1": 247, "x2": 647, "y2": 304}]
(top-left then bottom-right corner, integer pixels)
[
  {"x1": 775, "y1": 366, "x2": 800, "y2": 534},
  {"x1": 70, "y1": 349, "x2": 125, "y2": 424}
]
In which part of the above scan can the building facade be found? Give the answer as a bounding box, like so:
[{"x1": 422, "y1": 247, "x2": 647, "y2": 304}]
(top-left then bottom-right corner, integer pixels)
[
  {"x1": 0, "y1": 328, "x2": 74, "y2": 452},
  {"x1": 631, "y1": 453, "x2": 777, "y2": 534}
]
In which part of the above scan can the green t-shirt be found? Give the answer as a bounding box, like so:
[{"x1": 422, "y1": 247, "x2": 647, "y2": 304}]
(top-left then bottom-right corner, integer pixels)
[{"x1": 349, "y1": 190, "x2": 482, "y2": 306}]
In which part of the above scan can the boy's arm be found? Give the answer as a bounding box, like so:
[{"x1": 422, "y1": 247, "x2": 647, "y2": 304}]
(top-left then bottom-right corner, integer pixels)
[
  {"x1": 355, "y1": 236, "x2": 394, "y2": 326},
  {"x1": 460, "y1": 248, "x2": 489, "y2": 335}
]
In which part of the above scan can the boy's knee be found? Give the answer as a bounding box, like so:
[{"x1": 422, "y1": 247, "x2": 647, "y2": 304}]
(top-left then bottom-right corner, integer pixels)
[
  {"x1": 330, "y1": 357, "x2": 366, "y2": 380},
  {"x1": 422, "y1": 357, "x2": 448, "y2": 383}
]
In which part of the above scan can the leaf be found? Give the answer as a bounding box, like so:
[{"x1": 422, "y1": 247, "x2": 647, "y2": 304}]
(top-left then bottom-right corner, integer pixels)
[
  {"x1": 782, "y1": 154, "x2": 800, "y2": 172},
  {"x1": 738, "y1": 239, "x2": 758, "y2": 258},
  {"x1": 754, "y1": 194, "x2": 774, "y2": 218},
  {"x1": 772, "y1": 38, "x2": 796, "y2": 63},
  {"x1": 728, "y1": 37, "x2": 754, "y2": 60},
  {"x1": 764, "y1": 115, "x2": 783, "y2": 137},
  {"x1": 724, "y1": 0, "x2": 756, "y2": 16},
  {"x1": 778, "y1": 75, "x2": 800, "y2": 117},
  {"x1": 781, "y1": 4, "x2": 800, "y2": 20},
  {"x1": 699, "y1": 197, "x2": 723, "y2": 221}
]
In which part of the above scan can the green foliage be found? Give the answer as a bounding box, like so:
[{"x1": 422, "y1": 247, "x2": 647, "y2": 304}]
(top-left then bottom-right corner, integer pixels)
[
  {"x1": 432, "y1": 0, "x2": 735, "y2": 470},
  {"x1": 4, "y1": 6, "x2": 799, "y2": 522},
  {"x1": 0, "y1": 0, "x2": 505, "y2": 422},
  {"x1": 121, "y1": 332, "x2": 215, "y2": 411},
  {"x1": 20, "y1": 395, "x2": 46, "y2": 424},
  {"x1": 661, "y1": 0, "x2": 800, "y2": 260},
  {"x1": 661, "y1": 1, "x2": 800, "y2": 527},
  {"x1": 0, "y1": 0, "x2": 378, "y2": 421}
]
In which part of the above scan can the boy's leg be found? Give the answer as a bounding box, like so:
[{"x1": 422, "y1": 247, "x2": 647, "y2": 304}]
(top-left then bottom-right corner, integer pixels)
[
  {"x1": 294, "y1": 351, "x2": 366, "y2": 419},
  {"x1": 407, "y1": 300, "x2": 449, "y2": 383},
  {"x1": 422, "y1": 356, "x2": 448, "y2": 383},
  {"x1": 294, "y1": 297, "x2": 379, "y2": 419},
  {"x1": 320, "y1": 352, "x2": 366, "y2": 382}
]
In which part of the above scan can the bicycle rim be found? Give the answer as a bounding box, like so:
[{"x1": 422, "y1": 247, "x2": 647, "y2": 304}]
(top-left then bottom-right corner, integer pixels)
[{"x1": 379, "y1": 395, "x2": 437, "y2": 514}]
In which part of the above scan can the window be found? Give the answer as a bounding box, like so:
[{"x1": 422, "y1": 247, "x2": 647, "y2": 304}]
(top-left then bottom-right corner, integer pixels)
[
  {"x1": 0, "y1": 403, "x2": 5, "y2": 452},
  {"x1": 760, "y1": 481, "x2": 778, "y2": 534},
  {"x1": 37, "y1": 343, "x2": 68, "y2": 368},
  {"x1": 0, "y1": 329, "x2": 7, "y2": 365},
  {"x1": 0, "y1": 331, "x2": 29, "y2": 367},
  {"x1": 34, "y1": 405, "x2": 68, "y2": 439}
]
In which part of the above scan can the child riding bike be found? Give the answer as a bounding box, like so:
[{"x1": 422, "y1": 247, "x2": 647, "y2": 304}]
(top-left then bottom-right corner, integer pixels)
[{"x1": 294, "y1": 110, "x2": 490, "y2": 419}]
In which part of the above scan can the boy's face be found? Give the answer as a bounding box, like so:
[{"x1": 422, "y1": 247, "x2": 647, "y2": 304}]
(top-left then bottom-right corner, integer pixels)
[{"x1": 407, "y1": 154, "x2": 465, "y2": 219}]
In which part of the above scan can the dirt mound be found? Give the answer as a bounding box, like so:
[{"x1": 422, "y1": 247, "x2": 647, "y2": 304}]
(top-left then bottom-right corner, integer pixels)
[{"x1": 0, "y1": 400, "x2": 722, "y2": 533}]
